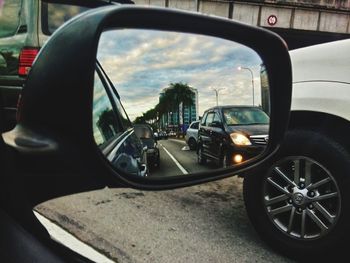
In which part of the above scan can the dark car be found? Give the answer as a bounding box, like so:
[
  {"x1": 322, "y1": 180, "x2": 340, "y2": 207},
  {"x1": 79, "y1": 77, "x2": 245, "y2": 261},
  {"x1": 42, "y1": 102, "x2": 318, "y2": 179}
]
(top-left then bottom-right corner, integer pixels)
[
  {"x1": 197, "y1": 106, "x2": 269, "y2": 167},
  {"x1": 134, "y1": 124, "x2": 160, "y2": 169},
  {"x1": 157, "y1": 130, "x2": 168, "y2": 140},
  {"x1": 0, "y1": 0, "x2": 133, "y2": 132}
]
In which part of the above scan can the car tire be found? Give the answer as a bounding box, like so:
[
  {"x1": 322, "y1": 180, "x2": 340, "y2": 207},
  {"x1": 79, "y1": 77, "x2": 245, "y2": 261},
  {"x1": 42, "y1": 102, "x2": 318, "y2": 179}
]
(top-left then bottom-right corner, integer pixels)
[
  {"x1": 188, "y1": 138, "x2": 197, "y2": 150},
  {"x1": 243, "y1": 129, "x2": 350, "y2": 260},
  {"x1": 197, "y1": 144, "x2": 207, "y2": 165}
]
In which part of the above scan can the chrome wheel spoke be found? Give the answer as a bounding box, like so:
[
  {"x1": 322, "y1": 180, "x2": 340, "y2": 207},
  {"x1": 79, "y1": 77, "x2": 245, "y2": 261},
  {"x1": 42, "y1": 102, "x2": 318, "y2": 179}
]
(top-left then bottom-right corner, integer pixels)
[
  {"x1": 306, "y1": 209, "x2": 328, "y2": 232},
  {"x1": 314, "y1": 202, "x2": 335, "y2": 223},
  {"x1": 274, "y1": 167, "x2": 296, "y2": 186},
  {"x1": 267, "y1": 177, "x2": 290, "y2": 195},
  {"x1": 268, "y1": 204, "x2": 292, "y2": 216},
  {"x1": 287, "y1": 207, "x2": 296, "y2": 233},
  {"x1": 307, "y1": 177, "x2": 331, "y2": 190},
  {"x1": 265, "y1": 194, "x2": 289, "y2": 206},
  {"x1": 301, "y1": 210, "x2": 306, "y2": 238},
  {"x1": 293, "y1": 159, "x2": 300, "y2": 185},
  {"x1": 304, "y1": 160, "x2": 312, "y2": 187},
  {"x1": 313, "y1": 192, "x2": 338, "y2": 202}
]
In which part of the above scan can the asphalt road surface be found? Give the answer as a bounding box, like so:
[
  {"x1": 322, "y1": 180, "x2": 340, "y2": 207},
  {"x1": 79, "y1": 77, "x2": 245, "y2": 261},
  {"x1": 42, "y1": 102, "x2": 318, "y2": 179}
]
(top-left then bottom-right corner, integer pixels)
[
  {"x1": 36, "y1": 167, "x2": 295, "y2": 263},
  {"x1": 150, "y1": 138, "x2": 217, "y2": 177}
]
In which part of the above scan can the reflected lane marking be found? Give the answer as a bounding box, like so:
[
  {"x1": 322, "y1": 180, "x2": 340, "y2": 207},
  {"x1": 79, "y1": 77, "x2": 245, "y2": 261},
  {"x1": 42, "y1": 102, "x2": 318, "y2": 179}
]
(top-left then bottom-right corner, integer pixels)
[{"x1": 160, "y1": 144, "x2": 188, "y2": 175}]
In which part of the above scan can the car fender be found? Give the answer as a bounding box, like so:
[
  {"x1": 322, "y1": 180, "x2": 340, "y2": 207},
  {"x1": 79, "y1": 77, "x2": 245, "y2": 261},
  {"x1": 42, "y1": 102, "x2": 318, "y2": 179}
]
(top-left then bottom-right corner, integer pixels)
[{"x1": 291, "y1": 81, "x2": 350, "y2": 122}]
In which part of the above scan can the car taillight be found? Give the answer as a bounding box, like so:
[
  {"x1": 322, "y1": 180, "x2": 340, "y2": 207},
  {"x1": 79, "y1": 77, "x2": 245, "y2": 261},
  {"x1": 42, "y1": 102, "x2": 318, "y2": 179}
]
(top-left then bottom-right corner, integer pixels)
[{"x1": 18, "y1": 47, "x2": 39, "y2": 76}]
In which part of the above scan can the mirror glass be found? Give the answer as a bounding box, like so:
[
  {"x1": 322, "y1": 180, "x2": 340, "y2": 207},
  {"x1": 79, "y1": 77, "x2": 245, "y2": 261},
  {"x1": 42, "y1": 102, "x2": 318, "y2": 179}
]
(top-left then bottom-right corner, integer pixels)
[{"x1": 93, "y1": 29, "x2": 270, "y2": 178}]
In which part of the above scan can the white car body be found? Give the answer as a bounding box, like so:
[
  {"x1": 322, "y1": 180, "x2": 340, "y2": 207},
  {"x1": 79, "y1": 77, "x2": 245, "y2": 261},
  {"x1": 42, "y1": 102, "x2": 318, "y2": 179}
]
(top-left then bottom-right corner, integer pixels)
[
  {"x1": 290, "y1": 39, "x2": 350, "y2": 121},
  {"x1": 185, "y1": 121, "x2": 199, "y2": 149}
]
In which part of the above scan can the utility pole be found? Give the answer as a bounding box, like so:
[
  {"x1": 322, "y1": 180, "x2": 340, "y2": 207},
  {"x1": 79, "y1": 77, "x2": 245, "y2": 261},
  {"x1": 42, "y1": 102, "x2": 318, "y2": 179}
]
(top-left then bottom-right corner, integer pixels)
[
  {"x1": 211, "y1": 87, "x2": 225, "y2": 106},
  {"x1": 238, "y1": 66, "x2": 255, "y2": 106}
]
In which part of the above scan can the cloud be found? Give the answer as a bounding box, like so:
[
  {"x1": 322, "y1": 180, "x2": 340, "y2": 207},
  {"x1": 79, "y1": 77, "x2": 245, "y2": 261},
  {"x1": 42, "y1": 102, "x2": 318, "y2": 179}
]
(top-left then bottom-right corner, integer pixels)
[{"x1": 96, "y1": 29, "x2": 267, "y2": 120}]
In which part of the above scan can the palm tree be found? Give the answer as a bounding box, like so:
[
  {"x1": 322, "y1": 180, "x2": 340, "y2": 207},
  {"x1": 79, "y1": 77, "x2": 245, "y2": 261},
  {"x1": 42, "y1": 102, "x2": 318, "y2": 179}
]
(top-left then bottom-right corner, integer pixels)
[
  {"x1": 155, "y1": 94, "x2": 171, "y2": 129},
  {"x1": 164, "y1": 82, "x2": 194, "y2": 135},
  {"x1": 134, "y1": 82, "x2": 195, "y2": 134}
]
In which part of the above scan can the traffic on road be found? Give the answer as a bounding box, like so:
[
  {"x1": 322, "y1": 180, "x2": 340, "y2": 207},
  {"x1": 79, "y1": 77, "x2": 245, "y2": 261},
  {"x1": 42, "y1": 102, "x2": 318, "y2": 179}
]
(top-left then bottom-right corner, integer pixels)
[{"x1": 1, "y1": 1, "x2": 349, "y2": 263}]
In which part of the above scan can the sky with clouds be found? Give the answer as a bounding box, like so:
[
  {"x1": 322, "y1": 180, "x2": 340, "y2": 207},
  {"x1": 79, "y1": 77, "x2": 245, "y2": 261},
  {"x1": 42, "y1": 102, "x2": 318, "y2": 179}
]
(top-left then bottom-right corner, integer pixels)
[{"x1": 97, "y1": 29, "x2": 267, "y2": 121}]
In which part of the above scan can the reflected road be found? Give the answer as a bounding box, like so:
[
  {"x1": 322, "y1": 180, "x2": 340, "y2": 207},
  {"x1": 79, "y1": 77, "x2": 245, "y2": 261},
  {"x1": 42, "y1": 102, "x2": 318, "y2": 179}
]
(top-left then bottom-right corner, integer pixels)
[{"x1": 150, "y1": 138, "x2": 217, "y2": 177}]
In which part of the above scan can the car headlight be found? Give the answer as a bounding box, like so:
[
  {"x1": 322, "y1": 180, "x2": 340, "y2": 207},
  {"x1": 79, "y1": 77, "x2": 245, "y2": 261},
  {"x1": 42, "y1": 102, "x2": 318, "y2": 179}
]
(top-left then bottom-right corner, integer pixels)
[{"x1": 230, "y1": 133, "x2": 251, "y2": 146}]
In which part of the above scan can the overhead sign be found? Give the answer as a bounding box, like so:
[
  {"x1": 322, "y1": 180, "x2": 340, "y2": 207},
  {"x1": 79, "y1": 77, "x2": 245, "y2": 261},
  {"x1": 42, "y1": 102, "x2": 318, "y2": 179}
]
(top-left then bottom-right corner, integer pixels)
[{"x1": 267, "y1": 15, "x2": 278, "y2": 26}]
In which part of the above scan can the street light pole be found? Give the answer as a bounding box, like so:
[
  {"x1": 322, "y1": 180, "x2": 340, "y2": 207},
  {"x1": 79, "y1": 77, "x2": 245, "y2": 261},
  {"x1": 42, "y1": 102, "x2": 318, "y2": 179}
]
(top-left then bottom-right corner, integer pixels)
[
  {"x1": 211, "y1": 87, "x2": 224, "y2": 106},
  {"x1": 238, "y1": 66, "x2": 255, "y2": 106}
]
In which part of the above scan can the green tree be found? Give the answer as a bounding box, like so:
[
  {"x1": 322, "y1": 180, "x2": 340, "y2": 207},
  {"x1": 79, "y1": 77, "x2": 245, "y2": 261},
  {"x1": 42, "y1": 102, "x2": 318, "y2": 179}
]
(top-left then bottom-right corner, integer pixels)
[
  {"x1": 164, "y1": 82, "x2": 194, "y2": 135},
  {"x1": 133, "y1": 82, "x2": 195, "y2": 134}
]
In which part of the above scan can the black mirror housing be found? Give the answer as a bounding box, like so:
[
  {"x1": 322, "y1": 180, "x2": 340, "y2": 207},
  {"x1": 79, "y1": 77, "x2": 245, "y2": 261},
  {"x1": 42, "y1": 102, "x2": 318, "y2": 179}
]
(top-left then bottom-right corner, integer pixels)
[{"x1": 2, "y1": 5, "x2": 292, "y2": 202}]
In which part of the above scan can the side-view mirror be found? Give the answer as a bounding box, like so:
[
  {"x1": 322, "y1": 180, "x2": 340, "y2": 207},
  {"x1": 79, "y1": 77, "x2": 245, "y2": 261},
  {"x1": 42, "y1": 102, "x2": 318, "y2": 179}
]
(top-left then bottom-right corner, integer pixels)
[{"x1": 2, "y1": 5, "x2": 291, "y2": 196}]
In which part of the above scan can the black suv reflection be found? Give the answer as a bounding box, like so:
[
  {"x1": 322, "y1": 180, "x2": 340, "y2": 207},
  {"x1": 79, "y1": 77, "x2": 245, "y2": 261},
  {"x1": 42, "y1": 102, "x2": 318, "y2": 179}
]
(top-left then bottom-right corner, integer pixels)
[{"x1": 197, "y1": 106, "x2": 269, "y2": 167}]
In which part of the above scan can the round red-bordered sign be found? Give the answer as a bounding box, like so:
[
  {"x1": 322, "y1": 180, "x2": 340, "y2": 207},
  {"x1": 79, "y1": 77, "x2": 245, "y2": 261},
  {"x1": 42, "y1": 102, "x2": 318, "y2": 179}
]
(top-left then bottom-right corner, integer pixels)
[{"x1": 267, "y1": 15, "x2": 277, "y2": 26}]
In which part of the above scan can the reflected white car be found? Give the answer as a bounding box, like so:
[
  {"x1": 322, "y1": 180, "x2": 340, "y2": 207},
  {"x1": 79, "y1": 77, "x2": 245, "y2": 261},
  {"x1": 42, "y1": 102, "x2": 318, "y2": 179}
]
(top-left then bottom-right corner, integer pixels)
[{"x1": 185, "y1": 120, "x2": 199, "y2": 150}]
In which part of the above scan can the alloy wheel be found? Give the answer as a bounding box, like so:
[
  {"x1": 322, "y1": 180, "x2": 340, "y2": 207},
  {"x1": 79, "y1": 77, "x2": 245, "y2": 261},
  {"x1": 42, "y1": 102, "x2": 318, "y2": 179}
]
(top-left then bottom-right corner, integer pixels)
[{"x1": 263, "y1": 156, "x2": 341, "y2": 240}]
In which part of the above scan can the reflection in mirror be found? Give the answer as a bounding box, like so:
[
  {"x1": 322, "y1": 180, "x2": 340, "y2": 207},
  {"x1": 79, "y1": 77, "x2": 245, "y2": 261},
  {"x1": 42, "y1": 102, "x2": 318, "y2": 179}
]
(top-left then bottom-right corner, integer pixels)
[{"x1": 93, "y1": 29, "x2": 270, "y2": 179}]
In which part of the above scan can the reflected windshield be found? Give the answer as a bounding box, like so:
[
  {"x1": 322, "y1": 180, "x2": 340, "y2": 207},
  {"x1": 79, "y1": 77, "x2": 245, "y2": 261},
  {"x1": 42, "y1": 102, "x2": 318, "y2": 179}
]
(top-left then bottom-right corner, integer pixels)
[{"x1": 223, "y1": 107, "x2": 269, "y2": 125}]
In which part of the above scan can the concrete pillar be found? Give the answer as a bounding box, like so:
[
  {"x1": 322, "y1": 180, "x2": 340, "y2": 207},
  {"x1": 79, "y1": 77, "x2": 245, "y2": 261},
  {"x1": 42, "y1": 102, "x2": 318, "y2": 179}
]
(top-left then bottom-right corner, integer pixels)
[
  {"x1": 133, "y1": 0, "x2": 166, "y2": 6},
  {"x1": 168, "y1": 0, "x2": 197, "y2": 11},
  {"x1": 199, "y1": 1, "x2": 230, "y2": 18},
  {"x1": 319, "y1": 12, "x2": 349, "y2": 33},
  {"x1": 293, "y1": 9, "x2": 319, "y2": 31},
  {"x1": 150, "y1": 0, "x2": 166, "y2": 7},
  {"x1": 232, "y1": 3, "x2": 260, "y2": 26}
]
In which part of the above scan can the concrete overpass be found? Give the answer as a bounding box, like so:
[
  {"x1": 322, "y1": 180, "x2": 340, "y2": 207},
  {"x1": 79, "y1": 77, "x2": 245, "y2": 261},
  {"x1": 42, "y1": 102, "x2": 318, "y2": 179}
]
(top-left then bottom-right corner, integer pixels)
[{"x1": 133, "y1": 0, "x2": 350, "y2": 49}]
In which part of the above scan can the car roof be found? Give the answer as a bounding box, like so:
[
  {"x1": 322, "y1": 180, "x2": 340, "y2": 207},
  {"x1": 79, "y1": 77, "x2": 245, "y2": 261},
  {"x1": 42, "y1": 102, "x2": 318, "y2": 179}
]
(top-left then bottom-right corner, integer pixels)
[{"x1": 204, "y1": 105, "x2": 261, "y2": 112}]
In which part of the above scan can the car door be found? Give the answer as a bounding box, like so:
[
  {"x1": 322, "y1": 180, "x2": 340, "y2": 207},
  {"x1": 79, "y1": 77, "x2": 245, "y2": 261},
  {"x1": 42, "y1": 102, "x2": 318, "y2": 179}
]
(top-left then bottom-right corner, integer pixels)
[
  {"x1": 201, "y1": 111, "x2": 215, "y2": 157},
  {"x1": 191, "y1": 121, "x2": 199, "y2": 141},
  {"x1": 209, "y1": 110, "x2": 226, "y2": 159},
  {"x1": 199, "y1": 111, "x2": 209, "y2": 153}
]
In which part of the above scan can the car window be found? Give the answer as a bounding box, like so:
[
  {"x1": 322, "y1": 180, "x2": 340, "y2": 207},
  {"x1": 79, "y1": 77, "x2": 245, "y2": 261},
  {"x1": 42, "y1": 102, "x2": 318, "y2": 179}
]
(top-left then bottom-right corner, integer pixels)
[
  {"x1": 191, "y1": 122, "x2": 199, "y2": 129},
  {"x1": 213, "y1": 113, "x2": 221, "y2": 123},
  {"x1": 223, "y1": 108, "x2": 269, "y2": 125},
  {"x1": 92, "y1": 71, "x2": 123, "y2": 148},
  {"x1": 205, "y1": 112, "x2": 214, "y2": 126},
  {"x1": 0, "y1": 0, "x2": 22, "y2": 38},
  {"x1": 97, "y1": 64, "x2": 132, "y2": 130},
  {"x1": 41, "y1": 2, "x2": 89, "y2": 35},
  {"x1": 200, "y1": 112, "x2": 208, "y2": 126}
]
